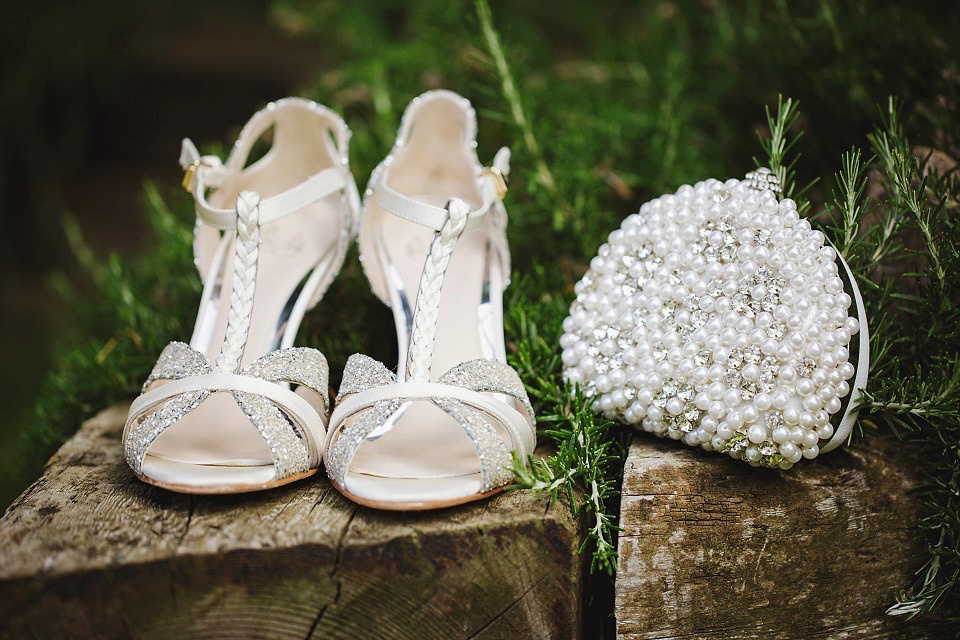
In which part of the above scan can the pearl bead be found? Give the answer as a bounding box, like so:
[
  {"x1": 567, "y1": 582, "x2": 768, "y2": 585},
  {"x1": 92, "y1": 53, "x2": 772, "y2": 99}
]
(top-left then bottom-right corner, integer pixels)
[
  {"x1": 747, "y1": 424, "x2": 768, "y2": 443},
  {"x1": 802, "y1": 445, "x2": 819, "y2": 459},
  {"x1": 723, "y1": 388, "x2": 742, "y2": 407},
  {"x1": 803, "y1": 394, "x2": 822, "y2": 412},
  {"x1": 666, "y1": 398, "x2": 684, "y2": 416},
  {"x1": 754, "y1": 393, "x2": 772, "y2": 410},
  {"x1": 772, "y1": 427, "x2": 791, "y2": 444},
  {"x1": 596, "y1": 375, "x2": 612, "y2": 393},
  {"x1": 611, "y1": 390, "x2": 627, "y2": 408},
  {"x1": 779, "y1": 442, "x2": 799, "y2": 458},
  {"x1": 772, "y1": 391, "x2": 789, "y2": 409},
  {"x1": 741, "y1": 405, "x2": 760, "y2": 424},
  {"x1": 708, "y1": 401, "x2": 726, "y2": 418},
  {"x1": 610, "y1": 369, "x2": 626, "y2": 386},
  {"x1": 725, "y1": 411, "x2": 743, "y2": 429}
]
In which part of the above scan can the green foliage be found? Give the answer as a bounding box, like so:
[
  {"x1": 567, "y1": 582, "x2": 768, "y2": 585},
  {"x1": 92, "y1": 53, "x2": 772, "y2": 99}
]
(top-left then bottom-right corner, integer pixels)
[
  {"x1": 6, "y1": 0, "x2": 960, "y2": 632},
  {"x1": 857, "y1": 103, "x2": 960, "y2": 625},
  {"x1": 763, "y1": 92, "x2": 960, "y2": 625},
  {"x1": 504, "y1": 275, "x2": 628, "y2": 575},
  {"x1": 3, "y1": 184, "x2": 199, "y2": 494}
]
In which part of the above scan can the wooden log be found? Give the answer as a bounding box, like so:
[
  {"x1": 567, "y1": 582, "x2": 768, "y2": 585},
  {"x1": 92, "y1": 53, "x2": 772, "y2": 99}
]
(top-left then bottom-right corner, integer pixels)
[
  {"x1": 615, "y1": 432, "x2": 950, "y2": 639},
  {"x1": 0, "y1": 405, "x2": 584, "y2": 639}
]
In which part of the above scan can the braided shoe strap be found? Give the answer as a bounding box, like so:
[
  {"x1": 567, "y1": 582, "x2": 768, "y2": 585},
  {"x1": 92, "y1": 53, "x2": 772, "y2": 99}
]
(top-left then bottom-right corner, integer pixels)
[
  {"x1": 405, "y1": 198, "x2": 471, "y2": 382},
  {"x1": 216, "y1": 190, "x2": 261, "y2": 373},
  {"x1": 325, "y1": 354, "x2": 536, "y2": 492},
  {"x1": 123, "y1": 342, "x2": 329, "y2": 479}
]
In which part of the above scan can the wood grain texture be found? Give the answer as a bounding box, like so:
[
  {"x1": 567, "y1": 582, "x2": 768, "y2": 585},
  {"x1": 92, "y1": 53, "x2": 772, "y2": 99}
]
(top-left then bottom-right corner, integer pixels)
[
  {"x1": 0, "y1": 405, "x2": 584, "y2": 639},
  {"x1": 615, "y1": 433, "x2": 949, "y2": 639}
]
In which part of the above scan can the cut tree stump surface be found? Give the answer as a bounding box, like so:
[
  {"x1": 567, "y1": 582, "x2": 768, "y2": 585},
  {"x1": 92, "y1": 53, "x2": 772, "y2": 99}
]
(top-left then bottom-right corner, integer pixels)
[
  {"x1": 616, "y1": 432, "x2": 949, "y2": 639},
  {"x1": 0, "y1": 405, "x2": 584, "y2": 640}
]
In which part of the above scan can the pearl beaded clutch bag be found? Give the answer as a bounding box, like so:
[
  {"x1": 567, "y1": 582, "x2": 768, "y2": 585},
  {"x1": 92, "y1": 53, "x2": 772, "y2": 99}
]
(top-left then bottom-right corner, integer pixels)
[{"x1": 561, "y1": 169, "x2": 869, "y2": 469}]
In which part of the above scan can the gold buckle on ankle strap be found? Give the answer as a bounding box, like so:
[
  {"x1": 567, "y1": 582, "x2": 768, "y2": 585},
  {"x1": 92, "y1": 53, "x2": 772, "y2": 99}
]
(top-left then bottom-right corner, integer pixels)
[
  {"x1": 482, "y1": 166, "x2": 508, "y2": 200},
  {"x1": 181, "y1": 160, "x2": 209, "y2": 193}
]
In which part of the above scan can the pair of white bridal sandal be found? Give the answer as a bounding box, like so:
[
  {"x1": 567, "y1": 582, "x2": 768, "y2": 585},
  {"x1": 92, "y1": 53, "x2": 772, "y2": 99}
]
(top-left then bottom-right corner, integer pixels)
[{"x1": 122, "y1": 91, "x2": 537, "y2": 510}]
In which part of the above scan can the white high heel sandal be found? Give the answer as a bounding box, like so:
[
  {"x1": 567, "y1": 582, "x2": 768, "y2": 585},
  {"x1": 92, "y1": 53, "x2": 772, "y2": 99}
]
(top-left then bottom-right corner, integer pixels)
[
  {"x1": 324, "y1": 90, "x2": 537, "y2": 510},
  {"x1": 122, "y1": 98, "x2": 360, "y2": 494}
]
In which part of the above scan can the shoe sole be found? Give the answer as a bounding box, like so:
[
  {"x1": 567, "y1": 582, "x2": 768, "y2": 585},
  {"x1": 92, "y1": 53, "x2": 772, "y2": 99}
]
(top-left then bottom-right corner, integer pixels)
[
  {"x1": 329, "y1": 479, "x2": 505, "y2": 511},
  {"x1": 134, "y1": 467, "x2": 319, "y2": 494}
]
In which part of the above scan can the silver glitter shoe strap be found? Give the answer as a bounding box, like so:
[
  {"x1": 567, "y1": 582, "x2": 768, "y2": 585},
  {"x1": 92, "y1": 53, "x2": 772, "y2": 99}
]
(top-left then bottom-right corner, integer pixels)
[
  {"x1": 325, "y1": 354, "x2": 536, "y2": 489},
  {"x1": 124, "y1": 342, "x2": 330, "y2": 479},
  {"x1": 438, "y1": 359, "x2": 536, "y2": 427},
  {"x1": 433, "y1": 398, "x2": 515, "y2": 491}
]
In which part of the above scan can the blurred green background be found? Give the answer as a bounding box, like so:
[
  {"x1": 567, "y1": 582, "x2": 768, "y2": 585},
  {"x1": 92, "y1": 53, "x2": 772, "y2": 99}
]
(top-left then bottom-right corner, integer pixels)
[{"x1": 1, "y1": 0, "x2": 956, "y2": 526}]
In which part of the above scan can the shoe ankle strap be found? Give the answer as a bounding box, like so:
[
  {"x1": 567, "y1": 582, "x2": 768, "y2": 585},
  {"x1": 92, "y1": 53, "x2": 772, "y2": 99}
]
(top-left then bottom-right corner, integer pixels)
[
  {"x1": 180, "y1": 138, "x2": 348, "y2": 230},
  {"x1": 375, "y1": 146, "x2": 510, "y2": 232}
]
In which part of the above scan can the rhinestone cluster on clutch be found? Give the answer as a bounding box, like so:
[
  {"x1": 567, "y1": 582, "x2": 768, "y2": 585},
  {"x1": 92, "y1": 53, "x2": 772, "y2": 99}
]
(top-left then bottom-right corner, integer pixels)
[{"x1": 561, "y1": 171, "x2": 862, "y2": 469}]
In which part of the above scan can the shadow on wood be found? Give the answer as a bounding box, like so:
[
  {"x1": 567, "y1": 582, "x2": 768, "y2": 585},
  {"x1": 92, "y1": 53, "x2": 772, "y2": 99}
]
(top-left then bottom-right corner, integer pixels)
[
  {"x1": 615, "y1": 432, "x2": 949, "y2": 639},
  {"x1": 0, "y1": 405, "x2": 584, "y2": 639}
]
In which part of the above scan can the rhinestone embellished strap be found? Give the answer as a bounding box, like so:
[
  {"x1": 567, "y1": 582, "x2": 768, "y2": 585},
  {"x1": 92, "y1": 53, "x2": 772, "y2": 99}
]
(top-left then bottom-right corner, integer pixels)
[
  {"x1": 325, "y1": 354, "x2": 535, "y2": 490},
  {"x1": 124, "y1": 342, "x2": 329, "y2": 478},
  {"x1": 327, "y1": 354, "x2": 397, "y2": 485},
  {"x1": 143, "y1": 341, "x2": 212, "y2": 387},
  {"x1": 326, "y1": 398, "x2": 403, "y2": 486},
  {"x1": 437, "y1": 359, "x2": 536, "y2": 426},
  {"x1": 339, "y1": 354, "x2": 398, "y2": 395},
  {"x1": 125, "y1": 390, "x2": 211, "y2": 475},
  {"x1": 242, "y1": 347, "x2": 331, "y2": 409},
  {"x1": 433, "y1": 399, "x2": 515, "y2": 491},
  {"x1": 233, "y1": 391, "x2": 312, "y2": 477}
]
